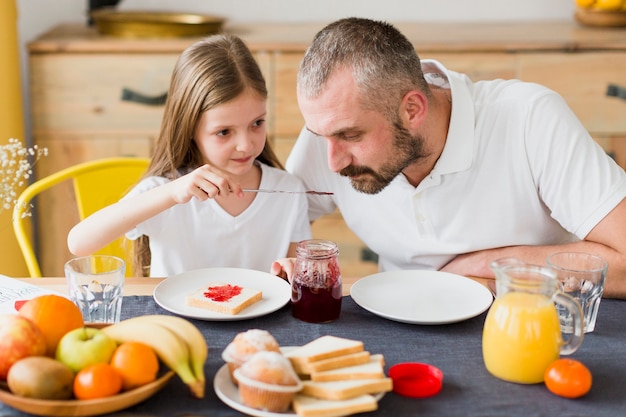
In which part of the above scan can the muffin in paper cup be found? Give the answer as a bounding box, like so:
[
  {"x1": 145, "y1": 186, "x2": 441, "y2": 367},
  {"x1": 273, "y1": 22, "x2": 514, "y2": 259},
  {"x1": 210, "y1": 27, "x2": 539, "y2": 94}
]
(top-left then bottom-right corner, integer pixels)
[
  {"x1": 233, "y1": 351, "x2": 302, "y2": 412},
  {"x1": 222, "y1": 329, "x2": 281, "y2": 385}
]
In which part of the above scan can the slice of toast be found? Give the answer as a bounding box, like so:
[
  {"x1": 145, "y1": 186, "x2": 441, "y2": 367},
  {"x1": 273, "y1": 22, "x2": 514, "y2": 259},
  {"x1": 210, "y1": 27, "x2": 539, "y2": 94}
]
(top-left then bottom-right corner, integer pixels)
[
  {"x1": 185, "y1": 282, "x2": 262, "y2": 315},
  {"x1": 301, "y1": 378, "x2": 393, "y2": 401},
  {"x1": 292, "y1": 394, "x2": 378, "y2": 417},
  {"x1": 310, "y1": 354, "x2": 385, "y2": 382},
  {"x1": 285, "y1": 336, "x2": 364, "y2": 373},
  {"x1": 303, "y1": 351, "x2": 371, "y2": 374}
]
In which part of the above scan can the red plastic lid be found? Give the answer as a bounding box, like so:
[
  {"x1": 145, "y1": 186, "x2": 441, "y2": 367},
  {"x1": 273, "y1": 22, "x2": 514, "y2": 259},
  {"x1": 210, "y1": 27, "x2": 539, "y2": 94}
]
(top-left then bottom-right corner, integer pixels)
[{"x1": 389, "y1": 362, "x2": 444, "y2": 398}]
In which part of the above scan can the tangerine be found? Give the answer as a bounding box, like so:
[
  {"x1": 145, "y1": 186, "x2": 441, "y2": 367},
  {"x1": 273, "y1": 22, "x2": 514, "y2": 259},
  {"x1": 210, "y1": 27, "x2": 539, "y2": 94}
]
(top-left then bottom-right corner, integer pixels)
[
  {"x1": 544, "y1": 358, "x2": 592, "y2": 399},
  {"x1": 73, "y1": 363, "x2": 123, "y2": 400},
  {"x1": 110, "y1": 341, "x2": 159, "y2": 390},
  {"x1": 18, "y1": 295, "x2": 84, "y2": 357}
]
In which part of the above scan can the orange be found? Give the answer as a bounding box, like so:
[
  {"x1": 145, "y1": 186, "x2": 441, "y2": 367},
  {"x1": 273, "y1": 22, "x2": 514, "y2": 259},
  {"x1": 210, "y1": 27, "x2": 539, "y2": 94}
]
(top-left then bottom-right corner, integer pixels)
[
  {"x1": 18, "y1": 295, "x2": 84, "y2": 357},
  {"x1": 74, "y1": 363, "x2": 123, "y2": 400},
  {"x1": 110, "y1": 341, "x2": 159, "y2": 390},
  {"x1": 544, "y1": 358, "x2": 592, "y2": 399}
]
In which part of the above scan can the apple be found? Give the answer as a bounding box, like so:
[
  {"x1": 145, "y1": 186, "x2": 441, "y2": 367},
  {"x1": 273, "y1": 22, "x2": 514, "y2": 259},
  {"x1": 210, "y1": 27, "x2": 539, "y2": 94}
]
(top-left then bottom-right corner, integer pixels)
[
  {"x1": 55, "y1": 327, "x2": 117, "y2": 373},
  {"x1": 0, "y1": 314, "x2": 47, "y2": 380}
]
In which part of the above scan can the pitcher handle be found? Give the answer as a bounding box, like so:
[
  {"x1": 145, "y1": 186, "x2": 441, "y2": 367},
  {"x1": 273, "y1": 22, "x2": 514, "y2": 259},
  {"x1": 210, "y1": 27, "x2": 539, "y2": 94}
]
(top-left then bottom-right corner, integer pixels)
[{"x1": 554, "y1": 291, "x2": 585, "y2": 355}]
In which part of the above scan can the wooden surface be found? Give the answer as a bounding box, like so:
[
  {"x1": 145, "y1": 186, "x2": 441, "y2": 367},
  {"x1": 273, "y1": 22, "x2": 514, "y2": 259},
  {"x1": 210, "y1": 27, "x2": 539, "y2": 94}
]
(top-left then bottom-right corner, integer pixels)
[
  {"x1": 15, "y1": 276, "x2": 492, "y2": 298},
  {"x1": 28, "y1": 21, "x2": 626, "y2": 54}
]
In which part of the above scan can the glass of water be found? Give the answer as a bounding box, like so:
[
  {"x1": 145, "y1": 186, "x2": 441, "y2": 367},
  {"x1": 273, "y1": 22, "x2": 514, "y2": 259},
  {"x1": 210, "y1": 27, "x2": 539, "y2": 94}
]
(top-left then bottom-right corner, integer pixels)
[
  {"x1": 547, "y1": 252, "x2": 608, "y2": 333},
  {"x1": 64, "y1": 255, "x2": 125, "y2": 323}
]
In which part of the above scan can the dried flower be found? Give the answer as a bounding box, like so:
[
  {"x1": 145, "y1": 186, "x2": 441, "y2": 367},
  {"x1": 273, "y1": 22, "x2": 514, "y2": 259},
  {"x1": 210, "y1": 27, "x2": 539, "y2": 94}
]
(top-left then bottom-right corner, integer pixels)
[{"x1": 0, "y1": 138, "x2": 48, "y2": 218}]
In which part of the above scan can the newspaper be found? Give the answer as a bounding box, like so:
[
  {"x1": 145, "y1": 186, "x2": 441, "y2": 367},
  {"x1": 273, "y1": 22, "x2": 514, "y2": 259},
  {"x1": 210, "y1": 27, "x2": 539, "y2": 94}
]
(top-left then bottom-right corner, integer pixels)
[{"x1": 0, "y1": 275, "x2": 64, "y2": 314}]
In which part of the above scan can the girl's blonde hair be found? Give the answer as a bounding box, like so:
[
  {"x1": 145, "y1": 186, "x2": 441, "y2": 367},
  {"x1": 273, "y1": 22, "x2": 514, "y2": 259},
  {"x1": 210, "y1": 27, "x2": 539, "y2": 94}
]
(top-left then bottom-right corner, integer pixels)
[{"x1": 132, "y1": 34, "x2": 283, "y2": 276}]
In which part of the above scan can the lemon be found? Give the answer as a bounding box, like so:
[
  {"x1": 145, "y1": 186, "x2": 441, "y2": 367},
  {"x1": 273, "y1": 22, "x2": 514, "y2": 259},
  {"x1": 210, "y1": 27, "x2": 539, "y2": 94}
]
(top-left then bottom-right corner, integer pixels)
[
  {"x1": 575, "y1": 0, "x2": 596, "y2": 8},
  {"x1": 593, "y1": 0, "x2": 623, "y2": 10}
]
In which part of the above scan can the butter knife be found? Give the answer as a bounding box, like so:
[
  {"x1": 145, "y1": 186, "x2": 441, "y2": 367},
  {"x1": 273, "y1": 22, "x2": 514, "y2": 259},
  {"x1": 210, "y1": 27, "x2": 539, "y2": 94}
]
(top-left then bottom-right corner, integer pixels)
[{"x1": 242, "y1": 188, "x2": 334, "y2": 195}]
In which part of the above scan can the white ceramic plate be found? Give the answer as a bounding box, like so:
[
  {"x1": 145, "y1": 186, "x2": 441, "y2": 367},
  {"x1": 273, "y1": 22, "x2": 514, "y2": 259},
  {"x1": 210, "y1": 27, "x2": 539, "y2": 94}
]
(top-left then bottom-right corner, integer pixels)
[
  {"x1": 213, "y1": 347, "x2": 384, "y2": 417},
  {"x1": 350, "y1": 270, "x2": 493, "y2": 324},
  {"x1": 153, "y1": 267, "x2": 291, "y2": 321}
]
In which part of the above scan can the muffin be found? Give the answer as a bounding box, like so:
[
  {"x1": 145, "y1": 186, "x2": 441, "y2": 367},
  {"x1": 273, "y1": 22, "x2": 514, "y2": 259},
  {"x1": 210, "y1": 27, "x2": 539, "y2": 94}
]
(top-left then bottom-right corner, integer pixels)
[
  {"x1": 222, "y1": 329, "x2": 281, "y2": 384},
  {"x1": 233, "y1": 351, "x2": 303, "y2": 412}
]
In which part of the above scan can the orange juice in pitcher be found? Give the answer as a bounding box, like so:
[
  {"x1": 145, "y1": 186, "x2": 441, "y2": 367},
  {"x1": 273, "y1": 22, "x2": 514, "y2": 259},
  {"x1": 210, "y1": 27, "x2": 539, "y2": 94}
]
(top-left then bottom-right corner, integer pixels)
[{"x1": 482, "y1": 258, "x2": 584, "y2": 384}]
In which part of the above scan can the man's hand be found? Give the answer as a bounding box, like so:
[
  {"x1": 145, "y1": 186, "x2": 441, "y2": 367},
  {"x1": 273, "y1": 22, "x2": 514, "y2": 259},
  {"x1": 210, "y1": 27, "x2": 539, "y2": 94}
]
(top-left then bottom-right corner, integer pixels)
[{"x1": 271, "y1": 258, "x2": 296, "y2": 282}]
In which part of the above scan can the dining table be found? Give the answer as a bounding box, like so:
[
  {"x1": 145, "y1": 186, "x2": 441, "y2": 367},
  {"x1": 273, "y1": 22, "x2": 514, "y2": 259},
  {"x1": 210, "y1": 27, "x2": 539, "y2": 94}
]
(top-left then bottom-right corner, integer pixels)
[{"x1": 1, "y1": 275, "x2": 625, "y2": 417}]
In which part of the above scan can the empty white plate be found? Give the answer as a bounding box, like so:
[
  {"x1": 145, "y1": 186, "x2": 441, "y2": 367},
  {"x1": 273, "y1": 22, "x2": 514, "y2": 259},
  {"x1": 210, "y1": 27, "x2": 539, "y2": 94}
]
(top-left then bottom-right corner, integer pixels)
[{"x1": 350, "y1": 270, "x2": 493, "y2": 324}]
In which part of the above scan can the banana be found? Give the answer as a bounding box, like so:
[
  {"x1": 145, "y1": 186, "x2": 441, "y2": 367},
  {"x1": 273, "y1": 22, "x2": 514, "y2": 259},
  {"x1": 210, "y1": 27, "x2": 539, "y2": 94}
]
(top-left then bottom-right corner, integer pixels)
[
  {"x1": 123, "y1": 315, "x2": 208, "y2": 387},
  {"x1": 102, "y1": 319, "x2": 204, "y2": 398}
]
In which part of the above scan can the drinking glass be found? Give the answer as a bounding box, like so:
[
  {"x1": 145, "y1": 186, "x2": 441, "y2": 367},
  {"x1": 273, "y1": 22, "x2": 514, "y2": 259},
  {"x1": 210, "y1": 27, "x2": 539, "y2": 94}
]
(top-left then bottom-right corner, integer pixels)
[
  {"x1": 64, "y1": 255, "x2": 125, "y2": 323},
  {"x1": 547, "y1": 252, "x2": 607, "y2": 333}
]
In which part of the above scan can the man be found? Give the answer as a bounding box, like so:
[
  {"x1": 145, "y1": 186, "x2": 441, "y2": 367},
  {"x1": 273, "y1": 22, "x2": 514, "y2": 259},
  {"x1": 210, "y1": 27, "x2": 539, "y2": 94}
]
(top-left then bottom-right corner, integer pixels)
[{"x1": 277, "y1": 17, "x2": 626, "y2": 299}]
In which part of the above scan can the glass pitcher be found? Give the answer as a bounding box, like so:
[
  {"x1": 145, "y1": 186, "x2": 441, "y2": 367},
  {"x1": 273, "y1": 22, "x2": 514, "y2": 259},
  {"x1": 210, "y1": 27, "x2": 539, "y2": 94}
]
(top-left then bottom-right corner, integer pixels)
[{"x1": 482, "y1": 258, "x2": 584, "y2": 384}]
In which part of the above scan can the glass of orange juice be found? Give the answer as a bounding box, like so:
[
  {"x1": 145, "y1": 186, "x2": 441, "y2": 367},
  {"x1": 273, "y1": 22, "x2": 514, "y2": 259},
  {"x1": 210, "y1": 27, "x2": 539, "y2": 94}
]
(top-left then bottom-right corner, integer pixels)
[{"x1": 482, "y1": 258, "x2": 584, "y2": 384}]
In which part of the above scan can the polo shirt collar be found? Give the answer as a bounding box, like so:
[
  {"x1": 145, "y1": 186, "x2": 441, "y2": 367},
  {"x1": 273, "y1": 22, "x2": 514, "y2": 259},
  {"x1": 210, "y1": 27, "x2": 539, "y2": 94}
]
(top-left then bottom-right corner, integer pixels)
[{"x1": 421, "y1": 59, "x2": 475, "y2": 177}]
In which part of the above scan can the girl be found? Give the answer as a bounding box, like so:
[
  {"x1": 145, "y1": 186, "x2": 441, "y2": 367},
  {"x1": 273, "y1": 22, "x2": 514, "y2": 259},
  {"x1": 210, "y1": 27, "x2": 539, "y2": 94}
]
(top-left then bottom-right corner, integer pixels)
[{"x1": 67, "y1": 34, "x2": 311, "y2": 277}]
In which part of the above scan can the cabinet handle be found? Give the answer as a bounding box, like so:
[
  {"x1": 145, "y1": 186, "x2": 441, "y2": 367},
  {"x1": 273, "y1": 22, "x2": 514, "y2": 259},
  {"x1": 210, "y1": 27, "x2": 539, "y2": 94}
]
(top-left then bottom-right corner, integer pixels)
[
  {"x1": 606, "y1": 84, "x2": 626, "y2": 101},
  {"x1": 121, "y1": 87, "x2": 167, "y2": 106}
]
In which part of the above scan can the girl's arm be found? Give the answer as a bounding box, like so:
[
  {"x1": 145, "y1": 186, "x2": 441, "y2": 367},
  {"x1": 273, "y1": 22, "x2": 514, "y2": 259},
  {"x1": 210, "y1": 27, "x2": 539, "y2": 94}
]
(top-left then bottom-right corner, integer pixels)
[{"x1": 67, "y1": 164, "x2": 243, "y2": 256}]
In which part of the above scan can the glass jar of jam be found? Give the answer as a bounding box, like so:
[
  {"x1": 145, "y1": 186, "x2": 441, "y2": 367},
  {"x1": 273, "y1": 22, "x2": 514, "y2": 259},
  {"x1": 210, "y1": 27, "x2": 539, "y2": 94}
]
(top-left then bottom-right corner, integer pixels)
[{"x1": 291, "y1": 239, "x2": 342, "y2": 323}]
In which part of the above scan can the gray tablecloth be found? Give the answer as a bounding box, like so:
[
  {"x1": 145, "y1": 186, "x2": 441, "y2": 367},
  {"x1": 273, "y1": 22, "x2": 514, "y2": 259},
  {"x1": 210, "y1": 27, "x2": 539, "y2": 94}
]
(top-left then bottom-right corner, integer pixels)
[{"x1": 2, "y1": 296, "x2": 625, "y2": 417}]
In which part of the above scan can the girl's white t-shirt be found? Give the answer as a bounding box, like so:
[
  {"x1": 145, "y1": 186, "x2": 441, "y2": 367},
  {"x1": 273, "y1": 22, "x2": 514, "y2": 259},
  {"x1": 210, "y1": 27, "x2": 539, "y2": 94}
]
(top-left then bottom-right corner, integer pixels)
[{"x1": 124, "y1": 163, "x2": 312, "y2": 277}]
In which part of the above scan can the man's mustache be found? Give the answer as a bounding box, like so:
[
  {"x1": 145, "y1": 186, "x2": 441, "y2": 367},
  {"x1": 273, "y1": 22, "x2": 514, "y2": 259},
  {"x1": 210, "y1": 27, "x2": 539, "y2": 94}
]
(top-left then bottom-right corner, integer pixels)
[{"x1": 339, "y1": 165, "x2": 376, "y2": 177}]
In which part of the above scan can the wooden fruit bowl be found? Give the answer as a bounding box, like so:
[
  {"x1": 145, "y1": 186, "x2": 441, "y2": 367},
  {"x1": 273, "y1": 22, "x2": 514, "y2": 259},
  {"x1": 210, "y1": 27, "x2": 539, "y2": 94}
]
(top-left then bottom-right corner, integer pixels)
[
  {"x1": 0, "y1": 323, "x2": 173, "y2": 416},
  {"x1": 0, "y1": 370, "x2": 174, "y2": 416},
  {"x1": 575, "y1": 7, "x2": 626, "y2": 27}
]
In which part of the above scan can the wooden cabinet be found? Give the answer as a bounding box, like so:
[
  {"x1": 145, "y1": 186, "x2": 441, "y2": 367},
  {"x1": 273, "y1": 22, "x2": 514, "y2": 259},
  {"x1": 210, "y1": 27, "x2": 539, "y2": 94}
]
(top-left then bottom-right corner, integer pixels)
[{"x1": 28, "y1": 22, "x2": 626, "y2": 276}]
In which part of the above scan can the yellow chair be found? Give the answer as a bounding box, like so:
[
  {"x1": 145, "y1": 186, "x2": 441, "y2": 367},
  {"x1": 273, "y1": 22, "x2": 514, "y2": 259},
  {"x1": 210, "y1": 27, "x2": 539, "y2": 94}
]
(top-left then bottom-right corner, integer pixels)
[{"x1": 13, "y1": 157, "x2": 150, "y2": 277}]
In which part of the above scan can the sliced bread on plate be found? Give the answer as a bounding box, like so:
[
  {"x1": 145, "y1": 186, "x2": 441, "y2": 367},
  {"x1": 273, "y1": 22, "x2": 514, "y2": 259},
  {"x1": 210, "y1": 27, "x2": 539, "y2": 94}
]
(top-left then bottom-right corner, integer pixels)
[
  {"x1": 292, "y1": 394, "x2": 378, "y2": 417},
  {"x1": 185, "y1": 282, "x2": 262, "y2": 315},
  {"x1": 301, "y1": 377, "x2": 393, "y2": 401}
]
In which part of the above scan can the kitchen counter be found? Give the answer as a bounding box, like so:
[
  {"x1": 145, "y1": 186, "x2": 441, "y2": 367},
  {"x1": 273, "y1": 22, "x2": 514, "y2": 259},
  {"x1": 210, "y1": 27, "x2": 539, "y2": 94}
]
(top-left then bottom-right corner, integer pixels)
[{"x1": 28, "y1": 21, "x2": 626, "y2": 53}]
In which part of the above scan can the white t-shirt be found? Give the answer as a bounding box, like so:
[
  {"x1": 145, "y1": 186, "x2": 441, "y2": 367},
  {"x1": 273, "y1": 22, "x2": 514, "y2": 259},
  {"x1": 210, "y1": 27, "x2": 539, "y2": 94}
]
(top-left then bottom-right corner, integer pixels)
[
  {"x1": 286, "y1": 60, "x2": 626, "y2": 272},
  {"x1": 124, "y1": 162, "x2": 312, "y2": 276}
]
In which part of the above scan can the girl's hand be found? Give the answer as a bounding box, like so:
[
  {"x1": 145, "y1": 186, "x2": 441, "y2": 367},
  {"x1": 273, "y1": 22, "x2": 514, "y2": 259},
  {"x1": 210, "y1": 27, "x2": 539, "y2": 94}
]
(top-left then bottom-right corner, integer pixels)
[{"x1": 168, "y1": 164, "x2": 243, "y2": 203}]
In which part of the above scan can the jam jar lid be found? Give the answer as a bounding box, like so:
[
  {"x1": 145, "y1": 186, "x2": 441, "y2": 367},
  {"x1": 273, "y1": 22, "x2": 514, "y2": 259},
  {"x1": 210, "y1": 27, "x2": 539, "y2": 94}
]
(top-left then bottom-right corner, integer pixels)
[{"x1": 388, "y1": 362, "x2": 444, "y2": 398}]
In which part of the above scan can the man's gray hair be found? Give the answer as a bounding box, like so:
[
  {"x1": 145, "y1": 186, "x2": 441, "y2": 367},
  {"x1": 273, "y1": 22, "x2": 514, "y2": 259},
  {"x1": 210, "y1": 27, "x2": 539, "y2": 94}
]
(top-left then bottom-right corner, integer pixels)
[{"x1": 297, "y1": 18, "x2": 431, "y2": 117}]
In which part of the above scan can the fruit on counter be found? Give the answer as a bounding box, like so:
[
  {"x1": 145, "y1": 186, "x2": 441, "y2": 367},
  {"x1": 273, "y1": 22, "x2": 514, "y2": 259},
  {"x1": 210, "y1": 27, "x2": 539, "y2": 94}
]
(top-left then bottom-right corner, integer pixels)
[
  {"x1": 56, "y1": 327, "x2": 118, "y2": 373},
  {"x1": 73, "y1": 363, "x2": 123, "y2": 400},
  {"x1": 0, "y1": 314, "x2": 47, "y2": 380},
  {"x1": 110, "y1": 341, "x2": 160, "y2": 390},
  {"x1": 101, "y1": 315, "x2": 207, "y2": 398},
  {"x1": 136, "y1": 314, "x2": 208, "y2": 388},
  {"x1": 575, "y1": 0, "x2": 626, "y2": 10},
  {"x1": 6, "y1": 356, "x2": 74, "y2": 400},
  {"x1": 18, "y1": 294, "x2": 85, "y2": 357},
  {"x1": 544, "y1": 358, "x2": 592, "y2": 399}
]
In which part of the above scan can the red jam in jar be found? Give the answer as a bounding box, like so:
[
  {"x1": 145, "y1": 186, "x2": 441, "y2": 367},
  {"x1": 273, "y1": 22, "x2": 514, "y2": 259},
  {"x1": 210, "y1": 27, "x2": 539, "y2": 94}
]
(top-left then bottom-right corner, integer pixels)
[{"x1": 291, "y1": 239, "x2": 342, "y2": 323}]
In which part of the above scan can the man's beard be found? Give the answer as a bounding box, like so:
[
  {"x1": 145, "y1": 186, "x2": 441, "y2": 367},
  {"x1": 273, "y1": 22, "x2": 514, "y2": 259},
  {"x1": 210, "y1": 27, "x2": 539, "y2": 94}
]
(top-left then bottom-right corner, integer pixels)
[{"x1": 339, "y1": 120, "x2": 429, "y2": 194}]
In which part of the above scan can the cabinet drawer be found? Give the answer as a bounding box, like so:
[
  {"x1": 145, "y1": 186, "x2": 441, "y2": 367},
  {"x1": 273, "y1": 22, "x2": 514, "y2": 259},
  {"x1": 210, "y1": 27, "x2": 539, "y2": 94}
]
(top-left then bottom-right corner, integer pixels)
[
  {"x1": 30, "y1": 54, "x2": 177, "y2": 133},
  {"x1": 273, "y1": 52, "x2": 304, "y2": 138},
  {"x1": 423, "y1": 52, "x2": 518, "y2": 81},
  {"x1": 519, "y1": 52, "x2": 626, "y2": 135}
]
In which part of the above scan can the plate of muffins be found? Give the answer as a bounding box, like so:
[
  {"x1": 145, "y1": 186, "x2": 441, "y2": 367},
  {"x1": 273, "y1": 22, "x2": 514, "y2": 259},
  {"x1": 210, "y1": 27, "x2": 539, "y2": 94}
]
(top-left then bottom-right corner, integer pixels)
[{"x1": 214, "y1": 329, "x2": 389, "y2": 417}]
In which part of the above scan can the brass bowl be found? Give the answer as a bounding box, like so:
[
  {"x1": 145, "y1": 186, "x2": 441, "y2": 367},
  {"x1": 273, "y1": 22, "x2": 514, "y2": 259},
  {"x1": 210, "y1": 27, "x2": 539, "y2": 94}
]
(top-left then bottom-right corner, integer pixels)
[{"x1": 91, "y1": 10, "x2": 225, "y2": 38}]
